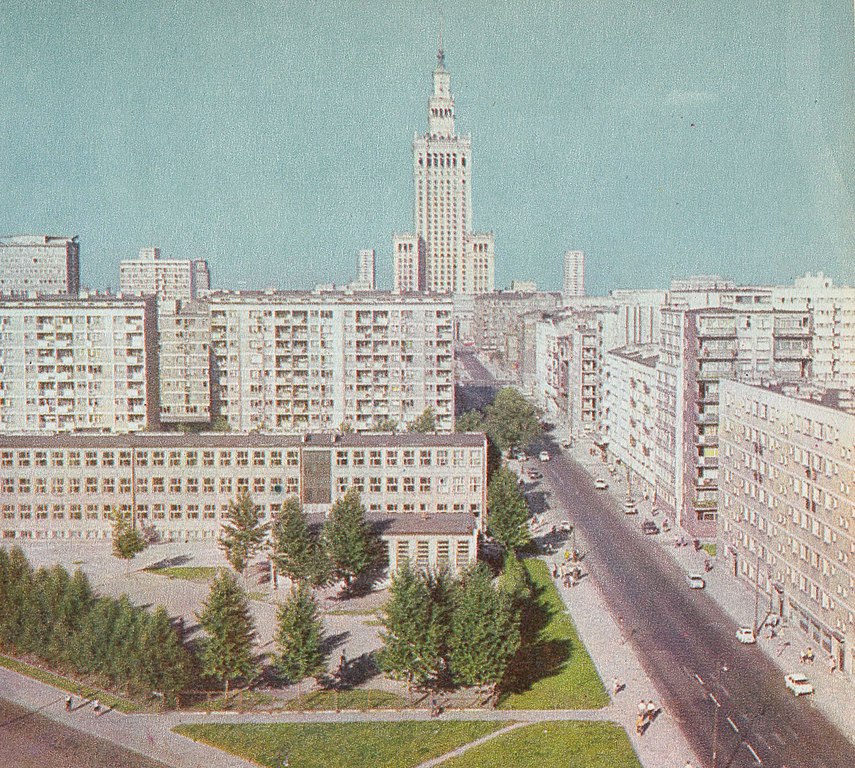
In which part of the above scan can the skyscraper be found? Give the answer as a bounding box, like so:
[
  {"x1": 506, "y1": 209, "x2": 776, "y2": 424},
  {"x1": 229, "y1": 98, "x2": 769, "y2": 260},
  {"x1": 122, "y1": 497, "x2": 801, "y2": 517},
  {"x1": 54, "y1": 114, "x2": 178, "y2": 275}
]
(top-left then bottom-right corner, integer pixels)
[
  {"x1": 397, "y1": 44, "x2": 494, "y2": 295},
  {"x1": 563, "y1": 250, "x2": 584, "y2": 298},
  {"x1": 357, "y1": 249, "x2": 376, "y2": 289}
]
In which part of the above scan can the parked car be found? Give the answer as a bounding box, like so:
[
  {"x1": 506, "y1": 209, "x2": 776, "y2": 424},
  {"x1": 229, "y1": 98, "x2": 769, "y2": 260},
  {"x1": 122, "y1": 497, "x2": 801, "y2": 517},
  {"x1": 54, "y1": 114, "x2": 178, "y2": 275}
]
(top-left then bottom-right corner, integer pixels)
[
  {"x1": 527, "y1": 469, "x2": 542, "y2": 480},
  {"x1": 623, "y1": 499, "x2": 638, "y2": 514},
  {"x1": 594, "y1": 478, "x2": 608, "y2": 490},
  {"x1": 687, "y1": 574, "x2": 706, "y2": 589},
  {"x1": 560, "y1": 519, "x2": 573, "y2": 532},
  {"x1": 785, "y1": 672, "x2": 814, "y2": 696},
  {"x1": 539, "y1": 450, "x2": 550, "y2": 462},
  {"x1": 736, "y1": 627, "x2": 757, "y2": 644},
  {"x1": 641, "y1": 520, "x2": 659, "y2": 535},
  {"x1": 513, "y1": 450, "x2": 528, "y2": 462}
]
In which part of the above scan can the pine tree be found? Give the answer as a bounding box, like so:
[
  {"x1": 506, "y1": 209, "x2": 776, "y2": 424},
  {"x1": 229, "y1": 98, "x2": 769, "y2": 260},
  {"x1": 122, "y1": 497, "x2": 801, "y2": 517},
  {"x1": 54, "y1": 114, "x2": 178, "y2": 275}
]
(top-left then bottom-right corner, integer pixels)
[
  {"x1": 487, "y1": 467, "x2": 532, "y2": 553},
  {"x1": 219, "y1": 491, "x2": 270, "y2": 579},
  {"x1": 274, "y1": 585, "x2": 325, "y2": 684},
  {"x1": 137, "y1": 607, "x2": 192, "y2": 703},
  {"x1": 270, "y1": 497, "x2": 329, "y2": 587},
  {"x1": 196, "y1": 570, "x2": 258, "y2": 696},
  {"x1": 378, "y1": 563, "x2": 450, "y2": 689},
  {"x1": 322, "y1": 489, "x2": 380, "y2": 593},
  {"x1": 110, "y1": 509, "x2": 147, "y2": 570},
  {"x1": 448, "y1": 564, "x2": 521, "y2": 700}
]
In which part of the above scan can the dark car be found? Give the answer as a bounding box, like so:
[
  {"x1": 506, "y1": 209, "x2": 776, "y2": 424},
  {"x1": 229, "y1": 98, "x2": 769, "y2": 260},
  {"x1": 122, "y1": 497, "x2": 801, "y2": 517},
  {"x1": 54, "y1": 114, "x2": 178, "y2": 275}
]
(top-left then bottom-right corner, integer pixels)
[{"x1": 641, "y1": 520, "x2": 659, "y2": 535}]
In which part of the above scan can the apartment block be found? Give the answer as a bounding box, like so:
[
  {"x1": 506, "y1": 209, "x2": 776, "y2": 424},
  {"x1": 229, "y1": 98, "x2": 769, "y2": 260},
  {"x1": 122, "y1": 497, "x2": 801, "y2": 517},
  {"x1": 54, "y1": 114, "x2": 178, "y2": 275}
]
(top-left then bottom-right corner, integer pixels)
[
  {"x1": 0, "y1": 432, "x2": 487, "y2": 573},
  {"x1": 0, "y1": 235, "x2": 80, "y2": 297},
  {"x1": 772, "y1": 273, "x2": 855, "y2": 388},
  {"x1": 158, "y1": 299, "x2": 211, "y2": 424},
  {"x1": 357, "y1": 249, "x2": 376, "y2": 290},
  {"x1": 120, "y1": 247, "x2": 211, "y2": 301},
  {"x1": 718, "y1": 380, "x2": 855, "y2": 680},
  {"x1": 209, "y1": 291, "x2": 454, "y2": 433},
  {"x1": 393, "y1": 235, "x2": 426, "y2": 293},
  {"x1": 654, "y1": 306, "x2": 812, "y2": 538},
  {"x1": 562, "y1": 250, "x2": 584, "y2": 298},
  {"x1": 601, "y1": 345, "x2": 659, "y2": 499},
  {"x1": 0, "y1": 295, "x2": 158, "y2": 433}
]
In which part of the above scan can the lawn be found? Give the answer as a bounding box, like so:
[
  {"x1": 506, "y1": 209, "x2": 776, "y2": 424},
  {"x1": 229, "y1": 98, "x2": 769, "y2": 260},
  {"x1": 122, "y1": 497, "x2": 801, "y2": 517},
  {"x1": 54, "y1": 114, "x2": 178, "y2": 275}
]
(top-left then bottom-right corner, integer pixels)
[
  {"x1": 173, "y1": 721, "x2": 504, "y2": 768},
  {"x1": 499, "y1": 558, "x2": 607, "y2": 709},
  {"x1": 144, "y1": 565, "x2": 221, "y2": 582},
  {"x1": 440, "y1": 721, "x2": 641, "y2": 768},
  {"x1": 0, "y1": 653, "x2": 143, "y2": 713}
]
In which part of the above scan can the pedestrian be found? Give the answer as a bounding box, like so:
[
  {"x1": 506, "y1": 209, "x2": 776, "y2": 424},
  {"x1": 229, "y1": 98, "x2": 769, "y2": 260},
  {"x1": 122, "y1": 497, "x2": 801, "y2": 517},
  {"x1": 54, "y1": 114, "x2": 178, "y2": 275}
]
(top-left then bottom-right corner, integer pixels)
[
  {"x1": 646, "y1": 699, "x2": 656, "y2": 722},
  {"x1": 635, "y1": 713, "x2": 645, "y2": 735},
  {"x1": 564, "y1": 549, "x2": 570, "y2": 561},
  {"x1": 637, "y1": 700, "x2": 646, "y2": 720},
  {"x1": 92, "y1": 699, "x2": 101, "y2": 715},
  {"x1": 65, "y1": 695, "x2": 73, "y2": 711},
  {"x1": 828, "y1": 654, "x2": 837, "y2": 674},
  {"x1": 552, "y1": 562, "x2": 559, "y2": 579},
  {"x1": 611, "y1": 677, "x2": 621, "y2": 696}
]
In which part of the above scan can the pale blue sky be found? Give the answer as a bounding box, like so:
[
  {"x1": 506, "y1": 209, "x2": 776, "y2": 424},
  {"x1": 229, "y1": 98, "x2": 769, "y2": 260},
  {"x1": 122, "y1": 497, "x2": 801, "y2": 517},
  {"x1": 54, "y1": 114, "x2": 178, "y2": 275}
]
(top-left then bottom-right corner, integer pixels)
[{"x1": 1, "y1": 0, "x2": 852, "y2": 293}]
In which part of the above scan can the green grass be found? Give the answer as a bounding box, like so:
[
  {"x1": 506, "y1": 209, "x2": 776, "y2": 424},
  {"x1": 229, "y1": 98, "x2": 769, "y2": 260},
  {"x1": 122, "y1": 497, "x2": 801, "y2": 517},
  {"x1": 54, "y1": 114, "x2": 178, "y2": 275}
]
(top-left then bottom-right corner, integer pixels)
[
  {"x1": 0, "y1": 653, "x2": 143, "y2": 713},
  {"x1": 173, "y1": 721, "x2": 504, "y2": 768},
  {"x1": 144, "y1": 565, "x2": 221, "y2": 582},
  {"x1": 701, "y1": 543, "x2": 717, "y2": 557},
  {"x1": 282, "y1": 689, "x2": 407, "y2": 710},
  {"x1": 499, "y1": 559, "x2": 608, "y2": 710},
  {"x1": 441, "y1": 721, "x2": 641, "y2": 768}
]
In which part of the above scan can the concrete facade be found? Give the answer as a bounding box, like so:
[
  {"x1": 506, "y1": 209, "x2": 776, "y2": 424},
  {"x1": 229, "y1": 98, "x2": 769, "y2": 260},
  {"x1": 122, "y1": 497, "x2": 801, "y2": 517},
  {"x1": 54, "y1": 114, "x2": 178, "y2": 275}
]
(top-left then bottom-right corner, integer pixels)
[
  {"x1": 0, "y1": 235, "x2": 80, "y2": 297},
  {"x1": 562, "y1": 250, "x2": 584, "y2": 298},
  {"x1": 718, "y1": 380, "x2": 855, "y2": 681},
  {"x1": 208, "y1": 291, "x2": 455, "y2": 433},
  {"x1": 392, "y1": 235, "x2": 426, "y2": 293},
  {"x1": 0, "y1": 295, "x2": 158, "y2": 433},
  {"x1": 119, "y1": 247, "x2": 211, "y2": 301}
]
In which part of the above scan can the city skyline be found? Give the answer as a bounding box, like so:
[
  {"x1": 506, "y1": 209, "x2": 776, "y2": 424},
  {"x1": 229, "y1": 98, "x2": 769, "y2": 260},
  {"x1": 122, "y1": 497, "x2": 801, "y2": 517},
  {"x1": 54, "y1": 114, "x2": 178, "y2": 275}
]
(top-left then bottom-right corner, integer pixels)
[{"x1": 1, "y1": 1, "x2": 853, "y2": 295}]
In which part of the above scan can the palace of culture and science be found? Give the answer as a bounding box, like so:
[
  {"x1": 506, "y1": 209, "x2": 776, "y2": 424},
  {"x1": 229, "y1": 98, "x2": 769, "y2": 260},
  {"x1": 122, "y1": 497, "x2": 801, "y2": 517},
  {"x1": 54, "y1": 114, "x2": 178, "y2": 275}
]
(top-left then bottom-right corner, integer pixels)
[{"x1": 393, "y1": 45, "x2": 495, "y2": 295}]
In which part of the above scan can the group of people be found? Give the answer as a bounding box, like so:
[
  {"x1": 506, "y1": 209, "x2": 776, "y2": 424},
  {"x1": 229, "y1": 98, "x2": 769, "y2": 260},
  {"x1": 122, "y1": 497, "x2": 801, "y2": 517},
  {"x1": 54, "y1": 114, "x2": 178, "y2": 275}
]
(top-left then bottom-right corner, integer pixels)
[
  {"x1": 64, "y1": 695, "x2": 104, "y2": 715},
  {"x1": 552, "y1": 559, "x2": 582, "y2": 588},
  {"x1": 635, "y1": 698, "x2": 658, "y2": 735}
]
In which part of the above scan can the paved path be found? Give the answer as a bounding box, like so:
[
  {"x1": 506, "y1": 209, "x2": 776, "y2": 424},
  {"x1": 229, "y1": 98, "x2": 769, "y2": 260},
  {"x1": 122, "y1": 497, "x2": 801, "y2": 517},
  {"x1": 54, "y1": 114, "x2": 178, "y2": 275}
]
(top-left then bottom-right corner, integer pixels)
[{"x1": 413, "y1": 722, "x2": 529, "y2": 768}]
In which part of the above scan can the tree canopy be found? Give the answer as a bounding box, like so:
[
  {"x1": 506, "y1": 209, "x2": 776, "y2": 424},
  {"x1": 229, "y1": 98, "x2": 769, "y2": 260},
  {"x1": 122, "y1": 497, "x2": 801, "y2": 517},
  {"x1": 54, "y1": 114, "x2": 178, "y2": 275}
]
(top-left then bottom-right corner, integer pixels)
[
  {"x1": 322, "y1": 489, "x2": 380, "y2": 592},
  {"x1": 219, "y1": 490, "x2": 269, "y2": 577},
  {"x1": 274, "y1": 584, "x2": 325, "y2": 684},
  {"x1": 483, "y1": 387, "x2": 542, "y2": 452},
  {"x1": 407, "y1": 406, "x2": 436, "y2": 433},
  {"x1": 487, "y1": 467, "x2": 532, "y2": 553},
  {"x1": 110, "y1": 509, "x2": 147, "y2": 564},
  {"x1": 270, "y1": 497, "x2": 329, "y2": 587}
]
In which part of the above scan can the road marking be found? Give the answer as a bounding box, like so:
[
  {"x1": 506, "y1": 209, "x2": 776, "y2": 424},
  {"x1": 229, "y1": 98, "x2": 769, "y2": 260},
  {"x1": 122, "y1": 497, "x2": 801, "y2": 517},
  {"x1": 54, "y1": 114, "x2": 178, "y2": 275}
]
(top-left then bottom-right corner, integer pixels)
[
  {"x1": 745, "y1": 743, "x2": 762, "y2": 764},
  {"x1": 708, "y1": 692, "x2": 720, "y2": 707},
  {"x1": 727, "y1": 716, "x2": 739, "y2": 733},
  {"x1": 694, "y1": 673, "x2": 705, "y2": 686},
  {"x1": 719, "y1": 683, "x2": 731, "y2": 697},
  {"x1": 771, "y1": 731, "x2": 785, "y2": 746}
]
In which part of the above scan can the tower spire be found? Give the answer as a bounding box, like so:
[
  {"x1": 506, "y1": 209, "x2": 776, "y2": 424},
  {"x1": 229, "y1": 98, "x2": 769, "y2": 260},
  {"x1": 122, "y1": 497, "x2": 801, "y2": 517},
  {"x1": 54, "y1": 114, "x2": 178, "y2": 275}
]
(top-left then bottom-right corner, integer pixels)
[{"x1": 437, "y1": 12, "x2": 445, "y2": 68}]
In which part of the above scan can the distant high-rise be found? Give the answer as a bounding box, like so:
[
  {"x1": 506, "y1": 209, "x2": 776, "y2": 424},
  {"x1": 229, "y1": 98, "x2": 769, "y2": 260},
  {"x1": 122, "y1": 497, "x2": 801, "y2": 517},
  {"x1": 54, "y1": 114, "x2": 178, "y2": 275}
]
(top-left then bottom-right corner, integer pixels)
[
  {"x1": 563, "y1": 250, "x2": 584, "y2": 298},
  {"x1": 357, "y1": 249, "x2": 376, "y2": 290},
  {"x1": 395, "y1": 44, "x2": 494, "y2": 295},
  {"x1": 393, "y1": 235, "x2": 426, "y2": 292},
  {"x1": 120, "y1": 247, "x2": 210, "y2": 301},
  {"x1": 0, "y1": 235, "x2": 79, "y2": 297}
]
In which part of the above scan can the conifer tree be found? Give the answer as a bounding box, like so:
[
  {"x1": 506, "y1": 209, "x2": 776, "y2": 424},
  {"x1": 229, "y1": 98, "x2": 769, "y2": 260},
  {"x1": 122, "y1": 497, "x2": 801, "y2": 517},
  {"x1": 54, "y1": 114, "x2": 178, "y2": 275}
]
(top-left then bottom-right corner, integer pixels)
[
  {"x1": 137, "y1": 607, "x2": 192, "y2": 703},
  {"x1": 487, "y1": 467, "x2": 532, "y2": 553},
  {"x1": 322, "y1": 489, "x2": 380, "y2": 593},
  {"x1": 274, "y1": 585, "x2": 325, "y2": 684},
  {"x1": 110, "y1": 509, "x2": 147, "y2": 570},
  {"x1": 448, "y1": 564, "x2": 521, "y2": 700},
  {"x1": 219, "y1": 491, "x2": 270, "y2": 579},
  {"x1": 196, "y1": 570, "x2": 258, "y2": 696},
  {"x1": 270, "y1": 497, "x2": 329, "y2": 587}
]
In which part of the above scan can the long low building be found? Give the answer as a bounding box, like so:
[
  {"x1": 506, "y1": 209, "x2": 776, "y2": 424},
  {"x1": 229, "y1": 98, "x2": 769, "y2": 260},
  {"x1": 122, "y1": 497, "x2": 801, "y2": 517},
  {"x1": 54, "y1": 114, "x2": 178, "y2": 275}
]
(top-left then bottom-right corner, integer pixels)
[{"x1": 0, "y1": 431, "x2": 488, "y2": 573}]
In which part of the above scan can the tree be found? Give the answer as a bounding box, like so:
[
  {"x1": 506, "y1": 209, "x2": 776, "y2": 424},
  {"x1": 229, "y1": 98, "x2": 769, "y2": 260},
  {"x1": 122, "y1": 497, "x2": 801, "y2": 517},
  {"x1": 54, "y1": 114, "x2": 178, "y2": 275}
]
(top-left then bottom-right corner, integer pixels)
[
  {"x1": 378, "y1": 563, "x2": 450, "y2": 689},
  {"x1": 487, "y1": 467, "x2": 532, "y2": 553},
  {"x1": 110, "y1": 509, "x2": 147, "y2": 569},
  {"x1": 137, "y1": 607, "x2": 192, "y2": 703},
  {"x1": 408, "y1": 407, "x2": 436, "y2": 433},
  {"x1": 322, "y1": 489, "x2": 380, "y2": 593},
  {"x1": 455, "y1": 409, "x2": 484, "y2": 432},
  {"x1": 371, "y1": 416, "x2": 398, "y2": 432},
  {"x1": 484, "y1": 387, "x2": 541, "y2": 452},
  {"x1": 448, "y1": 564, "x2": 521, "y2": 700},
  {"x1": 219, "y1": 491, "x2": 269, "y2": 579},
  {"x1": 210, "y1": 415, "x2": 231, "y2": 432},
  {"x1": 274, "y1": 585, "x2": 325, "y2": 684},
  {"x1": 270, "y1": 498, "x2": 329, "y2": 587},
  {"x1": 196, "y1": 570, "x2": 258, "y2": 696}
]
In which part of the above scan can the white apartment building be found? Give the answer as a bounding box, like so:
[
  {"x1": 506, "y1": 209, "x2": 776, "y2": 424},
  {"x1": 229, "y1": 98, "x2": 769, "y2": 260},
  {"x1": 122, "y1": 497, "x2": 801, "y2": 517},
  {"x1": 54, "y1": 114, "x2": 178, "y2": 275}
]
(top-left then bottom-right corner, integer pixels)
[
  {"x1": 654, "y1": 306, "x2": 812, "y2": 538},
  {"x1": 0, "y1": 295, "x2": 158, "y2": 433},
  {"x1": 158, "y1": 299, "x2": 211, "y2": 424},
  {"x1": 0, "y1": 432, "x2": 487, "y2": 573},
  {"x1": 357, "y1": 249, "x2": 376, "y2": 290},
  {"x1": 601, "y1": 345, "x2": 659, "y2": 499},
  {"x1": 718, "y1": 380, "x2": 855, "y2": 680},
  {"x1": 562, "y1": 250, "x2": 584, "y2": 298},
  {"x1": 393, "y1": 235, "x2": 426, "y2": 293},
  {"x1": 119, "y1": 247, "x2": 211, "y2": 301},
  {"x1": 208, "y1": 291, "x2": 455, "y2": 433},
  {"x1": 396, "y1": 46, "x2": 494, "y2": 295},
  {"x1": 772, "y1": 273, "x2": 855, "y2": 388},
  {"x1": 0, "y1": 235, "x2": 80, "y2": 297}
]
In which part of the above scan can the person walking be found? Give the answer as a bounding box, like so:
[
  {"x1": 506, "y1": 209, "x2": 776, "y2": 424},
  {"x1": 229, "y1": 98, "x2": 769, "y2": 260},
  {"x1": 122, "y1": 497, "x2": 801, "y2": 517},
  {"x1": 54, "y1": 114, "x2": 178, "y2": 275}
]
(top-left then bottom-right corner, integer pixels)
[
  {"x1": 65, "y1": 695, "x2": 73, "y2": 711},
  {"x1": 612, "y1": 677, "x2": 621, "y2": 696},
  {"x1": 646, "y1": 699, "x2": 656, "y2": 723},
  {"x1": 635, "y1": 713, "x2": 645, "y2": 735},
  {"x1": 92, "y1": 699, "x2": 101, "y2": 715}
]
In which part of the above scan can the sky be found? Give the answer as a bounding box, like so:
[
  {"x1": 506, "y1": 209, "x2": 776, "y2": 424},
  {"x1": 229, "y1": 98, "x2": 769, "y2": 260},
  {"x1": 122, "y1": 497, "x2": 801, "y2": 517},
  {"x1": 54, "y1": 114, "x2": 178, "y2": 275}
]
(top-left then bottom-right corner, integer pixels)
[{"x1": 1, "y1": 0, "x2": 852, "y2": 294}]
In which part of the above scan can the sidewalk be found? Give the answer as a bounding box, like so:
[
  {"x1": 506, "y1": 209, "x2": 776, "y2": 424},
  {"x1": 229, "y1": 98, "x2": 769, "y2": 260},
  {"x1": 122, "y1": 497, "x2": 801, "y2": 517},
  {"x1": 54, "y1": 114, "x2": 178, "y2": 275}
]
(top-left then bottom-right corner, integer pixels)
[{"x1": 559, "y1": 433, "x2": 855, "y2": 746}]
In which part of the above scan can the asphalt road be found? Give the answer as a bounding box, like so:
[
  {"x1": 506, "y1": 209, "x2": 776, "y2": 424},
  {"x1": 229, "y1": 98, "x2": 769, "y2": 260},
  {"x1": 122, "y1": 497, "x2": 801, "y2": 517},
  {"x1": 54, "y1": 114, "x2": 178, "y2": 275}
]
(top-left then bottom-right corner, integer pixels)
[
  {"x1": 454, "y1": 351, "x2": 855, "y2": 768},
  {"x1": 0, "y1": 697, "x2": 168, "y2": 768}
]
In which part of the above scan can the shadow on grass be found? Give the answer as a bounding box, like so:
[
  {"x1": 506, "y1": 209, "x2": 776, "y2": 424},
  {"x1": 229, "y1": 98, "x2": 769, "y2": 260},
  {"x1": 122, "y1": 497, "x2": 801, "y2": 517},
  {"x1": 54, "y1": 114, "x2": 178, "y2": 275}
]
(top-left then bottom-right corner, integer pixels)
[{"x1": 500, "y1": 576, "x2": 574, "y2": 697}]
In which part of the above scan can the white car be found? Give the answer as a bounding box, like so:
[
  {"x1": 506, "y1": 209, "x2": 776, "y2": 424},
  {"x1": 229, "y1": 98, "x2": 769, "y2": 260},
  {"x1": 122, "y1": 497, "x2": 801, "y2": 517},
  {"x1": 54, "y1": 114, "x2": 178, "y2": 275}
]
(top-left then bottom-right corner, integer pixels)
[
  {"x1": 687, "y1": 574, "x2": 706, "y2": 589},
  {"x1": 594, "y1": 478, "x2": 608, "y2": 490},
  {"x1": 539, "y1": 451, "x2": 550, "y2": 462},
  {"x1": 736, "y1": 627, "x2": 756, "y2": 644},
  {"x1": 785, "y1": 673, "x2": 814, "y2": 696},
  {"x1": 560, "y1": 519, "x2": 573, "y2": 532}
]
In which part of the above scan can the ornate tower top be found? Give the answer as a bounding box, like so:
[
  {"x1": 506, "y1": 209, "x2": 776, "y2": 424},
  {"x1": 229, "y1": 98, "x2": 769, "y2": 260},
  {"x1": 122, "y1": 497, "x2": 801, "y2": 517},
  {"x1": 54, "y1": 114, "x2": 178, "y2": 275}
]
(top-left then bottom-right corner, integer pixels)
[{"x1": 428, "y1": 38, "x2": 455, "y2": 137}]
